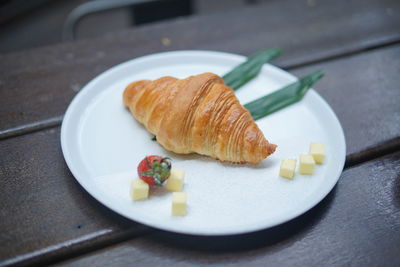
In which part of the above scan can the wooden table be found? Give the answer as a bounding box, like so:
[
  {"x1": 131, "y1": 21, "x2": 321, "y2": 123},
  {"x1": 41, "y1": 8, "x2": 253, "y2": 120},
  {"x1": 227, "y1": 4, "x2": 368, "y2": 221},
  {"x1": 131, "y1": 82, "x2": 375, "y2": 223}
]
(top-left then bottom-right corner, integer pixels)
[{"x1": 1, "y1": 0, "x2": 399, "y2": 266}]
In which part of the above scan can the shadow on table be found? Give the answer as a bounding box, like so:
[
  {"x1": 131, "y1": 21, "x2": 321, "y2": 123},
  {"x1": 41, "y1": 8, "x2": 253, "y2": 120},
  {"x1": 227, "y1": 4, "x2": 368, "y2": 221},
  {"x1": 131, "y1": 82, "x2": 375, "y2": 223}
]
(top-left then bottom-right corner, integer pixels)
[{"x1": 148, "y1": 185, "x2": 337, "y2": 252}]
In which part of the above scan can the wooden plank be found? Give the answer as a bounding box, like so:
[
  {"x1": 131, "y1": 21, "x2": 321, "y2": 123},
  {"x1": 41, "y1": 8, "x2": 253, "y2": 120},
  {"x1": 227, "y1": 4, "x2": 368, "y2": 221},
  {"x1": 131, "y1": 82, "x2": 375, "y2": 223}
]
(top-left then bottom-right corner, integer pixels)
[
  {"x1": 0, "y1": 127, "x2": 150, "y2": 267},
  {"x1": 57, "y1": 151, "x2": 400, "y2": 266},
  {"x1": 290, "y1": 44, "x2": 400, "y2": 156},
  {"x1": 0, "y1": 0, "x2": 399, "y2": 134}
]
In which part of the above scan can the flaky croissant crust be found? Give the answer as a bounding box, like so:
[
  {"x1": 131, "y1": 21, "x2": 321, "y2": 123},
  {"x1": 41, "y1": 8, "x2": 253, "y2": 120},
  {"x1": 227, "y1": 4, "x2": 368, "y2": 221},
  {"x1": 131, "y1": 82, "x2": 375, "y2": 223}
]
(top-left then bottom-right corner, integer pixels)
[{"x1": 123, "y1": 72, "x2": 276, "y2": 163}]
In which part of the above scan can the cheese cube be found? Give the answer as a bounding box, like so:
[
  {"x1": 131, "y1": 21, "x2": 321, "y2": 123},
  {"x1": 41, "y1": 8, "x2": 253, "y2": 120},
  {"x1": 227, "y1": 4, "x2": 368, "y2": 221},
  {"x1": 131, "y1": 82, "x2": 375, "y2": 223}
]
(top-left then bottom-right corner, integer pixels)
[
  {"x1": 279, "y1": 159, "x2": 297, "y2": 179},
  {"x1": 299, "y1": 155, "x2": 316, "y2": 175},
  {"x1": 166, "y1": 169, "x2": 185, "y2": 192},
  {"x1": 309, "y1": 142, "x2": 326, "y2": 164},
  {"x1": 172, "y1": 192, "x2": 187, "y2": 216},
  {"x1": 130, "y1": 179, "x2": 149, "y2": 201}
]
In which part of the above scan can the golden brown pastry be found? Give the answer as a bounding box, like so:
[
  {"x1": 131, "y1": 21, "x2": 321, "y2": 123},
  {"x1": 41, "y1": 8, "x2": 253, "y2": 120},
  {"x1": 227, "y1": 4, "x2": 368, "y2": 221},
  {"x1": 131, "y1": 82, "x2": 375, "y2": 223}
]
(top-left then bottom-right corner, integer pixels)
[{"x1": 123, "y1": 72, "x2": 276, "y2": 163}]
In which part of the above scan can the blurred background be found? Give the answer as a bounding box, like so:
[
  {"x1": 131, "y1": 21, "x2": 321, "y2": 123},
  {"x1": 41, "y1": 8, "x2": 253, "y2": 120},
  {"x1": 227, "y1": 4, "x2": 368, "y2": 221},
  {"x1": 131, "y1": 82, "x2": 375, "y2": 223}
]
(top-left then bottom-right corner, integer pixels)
[{"x1": 0, "y1": 0, "x2": 272, "y2": 54}]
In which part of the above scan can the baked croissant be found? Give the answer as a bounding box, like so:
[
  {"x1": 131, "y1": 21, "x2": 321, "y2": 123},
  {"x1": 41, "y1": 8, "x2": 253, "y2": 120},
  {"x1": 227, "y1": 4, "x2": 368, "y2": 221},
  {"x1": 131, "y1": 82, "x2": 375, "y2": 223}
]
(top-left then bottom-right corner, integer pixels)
[{"x1": 123, "y1": 72, "x2": 276, "y2": 163}]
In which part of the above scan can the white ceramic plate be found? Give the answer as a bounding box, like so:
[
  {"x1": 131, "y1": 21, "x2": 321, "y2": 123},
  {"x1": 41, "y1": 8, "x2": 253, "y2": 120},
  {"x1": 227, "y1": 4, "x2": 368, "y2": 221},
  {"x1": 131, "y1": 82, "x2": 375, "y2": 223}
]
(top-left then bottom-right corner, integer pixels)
[{"x1": 61, "y1": 50, "x2": 346, "y2": 236}]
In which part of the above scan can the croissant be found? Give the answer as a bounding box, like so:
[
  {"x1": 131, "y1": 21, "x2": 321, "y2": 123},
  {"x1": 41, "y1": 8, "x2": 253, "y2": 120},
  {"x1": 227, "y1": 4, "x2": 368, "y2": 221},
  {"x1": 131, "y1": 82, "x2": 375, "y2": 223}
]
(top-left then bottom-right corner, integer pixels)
[{"x1": 123, "y1": 72, "x2": 276, "y2": 163}]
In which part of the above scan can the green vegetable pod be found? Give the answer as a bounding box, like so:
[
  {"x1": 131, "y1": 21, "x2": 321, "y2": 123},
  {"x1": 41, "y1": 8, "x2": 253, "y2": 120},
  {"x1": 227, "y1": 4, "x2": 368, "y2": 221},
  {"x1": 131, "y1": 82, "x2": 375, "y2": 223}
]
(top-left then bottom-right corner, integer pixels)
[
  {"x1": 244, "y1": 70, "x2": 324, "y2": 120},
  {"x1": 222, "y1": 47, "x2": 283, "y2": 90}
]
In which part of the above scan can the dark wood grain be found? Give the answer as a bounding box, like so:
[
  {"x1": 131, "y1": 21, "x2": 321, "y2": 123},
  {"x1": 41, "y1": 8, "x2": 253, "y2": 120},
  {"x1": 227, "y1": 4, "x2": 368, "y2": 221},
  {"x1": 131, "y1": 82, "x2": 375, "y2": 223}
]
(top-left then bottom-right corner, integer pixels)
[
  {"x1": 57, "y1": 152, "x2": 400, "y2": 266},
  {"x1": 0, "y1": 128, "x2": 150, "y2": 267},
  {"x1": 0, "y1": 0, "x2": 399, "y2": 135}
]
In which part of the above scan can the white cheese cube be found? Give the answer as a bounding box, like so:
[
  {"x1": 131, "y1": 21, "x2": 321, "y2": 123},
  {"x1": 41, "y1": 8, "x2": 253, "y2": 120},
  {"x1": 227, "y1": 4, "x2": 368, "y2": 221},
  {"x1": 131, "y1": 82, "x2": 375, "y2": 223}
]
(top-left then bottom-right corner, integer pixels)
[
  {"x1": 279, "y1": 159, "x2": 297, "y2": 179},
  {"x1": 299, "y1": 154, "x2": 316, "y2": 175},
  {"x1": 172, "y1": 192, "x2": 187, "y2": 216},
  {"x1": 130, "y1": 179, "x2": 149, "y2": 201},
  {"x1": 166, "y1": 169, "x2": 185, "y2": 192},
  {"x1": 309, "y1": 142, "x2": 326, "y2": 164}
]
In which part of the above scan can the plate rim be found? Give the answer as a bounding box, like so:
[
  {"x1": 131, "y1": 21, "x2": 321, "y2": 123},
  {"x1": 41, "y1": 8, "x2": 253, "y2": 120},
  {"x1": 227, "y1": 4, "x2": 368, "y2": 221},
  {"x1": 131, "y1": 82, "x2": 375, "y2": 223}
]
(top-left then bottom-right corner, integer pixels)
[{"x1": 61, "y1": 50, "x2": 346, "y2": 236}]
